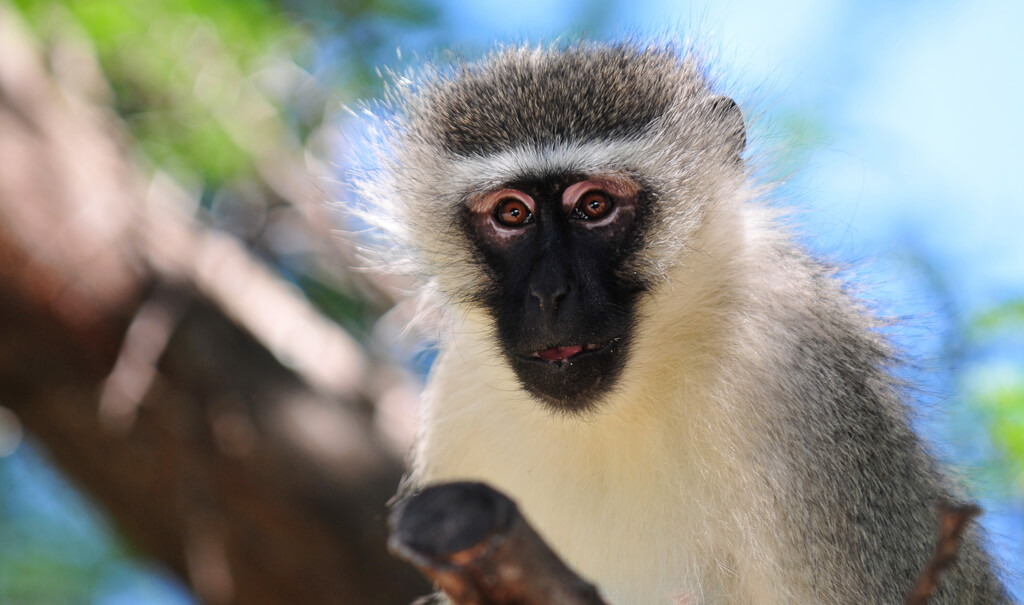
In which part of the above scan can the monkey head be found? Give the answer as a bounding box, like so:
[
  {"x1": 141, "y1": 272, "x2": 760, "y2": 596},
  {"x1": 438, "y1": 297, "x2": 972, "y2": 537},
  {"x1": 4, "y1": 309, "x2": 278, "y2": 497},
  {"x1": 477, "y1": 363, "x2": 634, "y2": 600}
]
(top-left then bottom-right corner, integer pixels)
[{"x1": 357, "y1": 44, "x2": 747, "y2": 412}]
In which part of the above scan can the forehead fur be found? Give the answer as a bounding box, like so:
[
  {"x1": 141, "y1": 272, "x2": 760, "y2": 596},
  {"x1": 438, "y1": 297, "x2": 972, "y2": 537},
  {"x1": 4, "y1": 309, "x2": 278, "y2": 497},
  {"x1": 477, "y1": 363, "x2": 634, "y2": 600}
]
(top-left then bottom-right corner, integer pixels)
[{"x1": 406, "y1": 44, "x2": 709, "y2": 156}]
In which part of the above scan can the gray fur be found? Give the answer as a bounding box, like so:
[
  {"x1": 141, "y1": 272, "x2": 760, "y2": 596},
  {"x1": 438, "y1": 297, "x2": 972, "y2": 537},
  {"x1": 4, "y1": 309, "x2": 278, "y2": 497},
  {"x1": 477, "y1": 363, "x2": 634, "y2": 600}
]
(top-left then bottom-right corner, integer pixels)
[
  {"x1": 409, "y1": 44, "x2": 686, "y2": 155},
  {"x1": 358, "y1": 41, "x2": 1012, "y2": 604},
  {"x1": 746, "y1": 246, "x2": 1007, "y2": 602}
]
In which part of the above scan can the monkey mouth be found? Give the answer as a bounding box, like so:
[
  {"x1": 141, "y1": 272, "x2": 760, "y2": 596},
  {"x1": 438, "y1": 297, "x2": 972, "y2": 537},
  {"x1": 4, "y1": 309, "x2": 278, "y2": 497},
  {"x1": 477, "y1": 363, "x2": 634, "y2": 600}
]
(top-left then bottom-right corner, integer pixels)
[
  {"x1": 508, "y1": 336, "x2": 627, "y2": 413},
  {"x1": 528, "y1": 342, "x2": 607, "y2": 363}
]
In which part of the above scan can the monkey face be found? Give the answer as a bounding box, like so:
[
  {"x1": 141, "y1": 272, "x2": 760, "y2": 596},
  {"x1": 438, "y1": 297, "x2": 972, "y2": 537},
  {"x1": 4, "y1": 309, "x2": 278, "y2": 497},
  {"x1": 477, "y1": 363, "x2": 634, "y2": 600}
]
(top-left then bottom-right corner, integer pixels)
[{"x1": 463, "y1": 172, "x2": 651, "y2": 413}]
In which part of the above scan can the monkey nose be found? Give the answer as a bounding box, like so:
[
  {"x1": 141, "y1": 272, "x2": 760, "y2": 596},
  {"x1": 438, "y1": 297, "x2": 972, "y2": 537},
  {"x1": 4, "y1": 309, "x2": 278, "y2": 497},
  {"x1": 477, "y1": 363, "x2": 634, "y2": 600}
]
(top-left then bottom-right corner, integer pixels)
[{"x1": 529, "y1": 283, "x2": 568, "y2": 312}]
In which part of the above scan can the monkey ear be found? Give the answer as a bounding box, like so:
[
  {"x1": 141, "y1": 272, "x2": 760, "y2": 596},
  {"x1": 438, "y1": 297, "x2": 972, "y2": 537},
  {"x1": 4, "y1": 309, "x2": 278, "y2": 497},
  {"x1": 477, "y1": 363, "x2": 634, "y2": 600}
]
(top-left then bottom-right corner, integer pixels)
[{"x1": 704, "y1": 95, "x2": 746, "y2": 162}]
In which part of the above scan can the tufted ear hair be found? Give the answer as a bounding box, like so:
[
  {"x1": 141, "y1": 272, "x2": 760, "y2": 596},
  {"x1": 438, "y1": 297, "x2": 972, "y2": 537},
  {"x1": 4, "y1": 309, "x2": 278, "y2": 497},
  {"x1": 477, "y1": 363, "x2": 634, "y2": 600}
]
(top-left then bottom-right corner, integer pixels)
[{"x1": 703, "y1": 95, "x2": 746, "y2": 163}]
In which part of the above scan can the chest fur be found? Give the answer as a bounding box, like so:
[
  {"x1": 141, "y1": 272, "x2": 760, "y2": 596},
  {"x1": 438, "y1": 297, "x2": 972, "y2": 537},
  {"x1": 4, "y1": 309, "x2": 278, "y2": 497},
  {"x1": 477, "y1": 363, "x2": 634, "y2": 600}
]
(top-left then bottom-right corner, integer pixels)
[{"x1": 412, "y1": 342, "x2": 756, "y2": 604}]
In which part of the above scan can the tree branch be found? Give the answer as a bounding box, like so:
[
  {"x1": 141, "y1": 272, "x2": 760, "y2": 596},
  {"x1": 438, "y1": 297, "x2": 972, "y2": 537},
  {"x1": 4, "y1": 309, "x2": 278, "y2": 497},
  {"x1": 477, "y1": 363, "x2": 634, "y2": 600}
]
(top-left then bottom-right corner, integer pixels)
[
  {"x1": 390, "y1": 482, "x2": 609, "y2": 605},
  {"x1": 0, "y1": 7, "x2": 427, "y2": 603}
]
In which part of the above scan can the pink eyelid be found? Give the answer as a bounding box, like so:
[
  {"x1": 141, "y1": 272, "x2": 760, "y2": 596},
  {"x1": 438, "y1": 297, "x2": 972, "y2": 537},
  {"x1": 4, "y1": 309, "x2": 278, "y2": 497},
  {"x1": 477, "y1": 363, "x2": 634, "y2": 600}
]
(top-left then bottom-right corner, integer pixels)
[{"x1": 467, "y1": 188, "x2": 535, "y2": 215}]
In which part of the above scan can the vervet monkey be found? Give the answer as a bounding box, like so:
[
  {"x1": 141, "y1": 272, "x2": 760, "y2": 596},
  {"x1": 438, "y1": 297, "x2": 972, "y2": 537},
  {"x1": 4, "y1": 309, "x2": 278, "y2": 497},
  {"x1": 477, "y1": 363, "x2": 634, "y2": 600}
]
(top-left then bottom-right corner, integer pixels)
[{"x1": 356, "y1": 43, "x2": 1010, "y2": 604}]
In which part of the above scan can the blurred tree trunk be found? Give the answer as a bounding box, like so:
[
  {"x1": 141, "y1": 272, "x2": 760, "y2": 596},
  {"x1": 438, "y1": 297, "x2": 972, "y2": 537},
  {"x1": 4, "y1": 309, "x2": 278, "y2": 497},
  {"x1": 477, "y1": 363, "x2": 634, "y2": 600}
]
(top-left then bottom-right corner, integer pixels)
[{"x1": 0, "y1": 8, "x2": 427, "y2": 604}]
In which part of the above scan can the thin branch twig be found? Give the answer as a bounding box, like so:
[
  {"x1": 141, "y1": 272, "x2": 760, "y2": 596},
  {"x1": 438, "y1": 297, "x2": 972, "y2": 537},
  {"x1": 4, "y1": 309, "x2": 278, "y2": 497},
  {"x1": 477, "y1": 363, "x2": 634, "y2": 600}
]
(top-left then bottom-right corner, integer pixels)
[{"x1": 905, "y1": 503, "x2": 981, "y2": 605}]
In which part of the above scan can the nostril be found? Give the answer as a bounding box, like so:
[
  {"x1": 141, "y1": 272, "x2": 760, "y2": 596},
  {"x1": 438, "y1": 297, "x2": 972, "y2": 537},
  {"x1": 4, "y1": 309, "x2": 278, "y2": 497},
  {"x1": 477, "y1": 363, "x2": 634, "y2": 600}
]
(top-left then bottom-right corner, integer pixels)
[{"x1": 530, "y1": 285, "x2": 568, "y2": 311}]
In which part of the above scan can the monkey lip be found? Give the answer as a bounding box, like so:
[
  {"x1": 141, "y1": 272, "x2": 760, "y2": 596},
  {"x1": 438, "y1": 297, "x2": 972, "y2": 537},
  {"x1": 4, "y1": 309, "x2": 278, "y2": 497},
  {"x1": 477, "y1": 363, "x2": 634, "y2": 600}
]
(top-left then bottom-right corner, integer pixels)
[
  {"x1": 529, "y1": 343, "x2": 604, "y2": 363},
  {"x1": 509, "y1": 336, "x2": 628, "y2": 411}
]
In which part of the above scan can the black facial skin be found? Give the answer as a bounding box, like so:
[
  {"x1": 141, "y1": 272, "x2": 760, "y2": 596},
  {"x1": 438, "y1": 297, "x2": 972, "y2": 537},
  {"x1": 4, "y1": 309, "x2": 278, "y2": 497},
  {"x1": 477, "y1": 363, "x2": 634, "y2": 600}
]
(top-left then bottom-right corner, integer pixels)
[{"x1": 463, "y1": 174, "x2": 651, "y2": 413}]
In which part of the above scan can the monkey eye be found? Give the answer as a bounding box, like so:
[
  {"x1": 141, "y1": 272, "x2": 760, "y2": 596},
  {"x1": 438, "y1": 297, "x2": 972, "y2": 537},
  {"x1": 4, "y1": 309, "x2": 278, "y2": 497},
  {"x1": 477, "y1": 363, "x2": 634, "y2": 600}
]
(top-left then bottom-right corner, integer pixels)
[
  {"x1": 573, "y1": 190, "x2": 614, "y2": 221},
  {"x1": 495, "y1": 197, "x2": 534, "y2": 227},
  {"x1": 563, "y1": 179, "x2": 631, "y2": 226}
]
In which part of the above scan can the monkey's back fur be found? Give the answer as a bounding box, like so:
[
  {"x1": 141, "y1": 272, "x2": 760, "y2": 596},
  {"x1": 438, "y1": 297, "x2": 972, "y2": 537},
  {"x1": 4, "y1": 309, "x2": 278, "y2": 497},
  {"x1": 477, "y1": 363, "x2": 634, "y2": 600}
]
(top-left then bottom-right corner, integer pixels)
[{"x1": 358, "y1": 43, "x2": 1011, "y2": 604}]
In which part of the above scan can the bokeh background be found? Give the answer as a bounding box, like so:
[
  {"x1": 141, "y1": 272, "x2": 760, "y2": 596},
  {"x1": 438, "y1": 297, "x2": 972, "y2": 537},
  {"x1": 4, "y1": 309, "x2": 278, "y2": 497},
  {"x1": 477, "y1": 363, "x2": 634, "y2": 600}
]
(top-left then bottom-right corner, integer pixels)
[{"x1": 0, "y1": 0, "x2": 1021, "y2": 603}]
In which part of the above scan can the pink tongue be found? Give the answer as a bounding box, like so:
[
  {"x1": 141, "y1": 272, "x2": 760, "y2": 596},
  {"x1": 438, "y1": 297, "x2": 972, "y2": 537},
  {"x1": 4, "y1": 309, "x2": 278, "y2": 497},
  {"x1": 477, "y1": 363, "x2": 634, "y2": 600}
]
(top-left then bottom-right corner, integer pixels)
[{"x1": 536, "y1": 345, "x2": 584, "y2": 362}]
